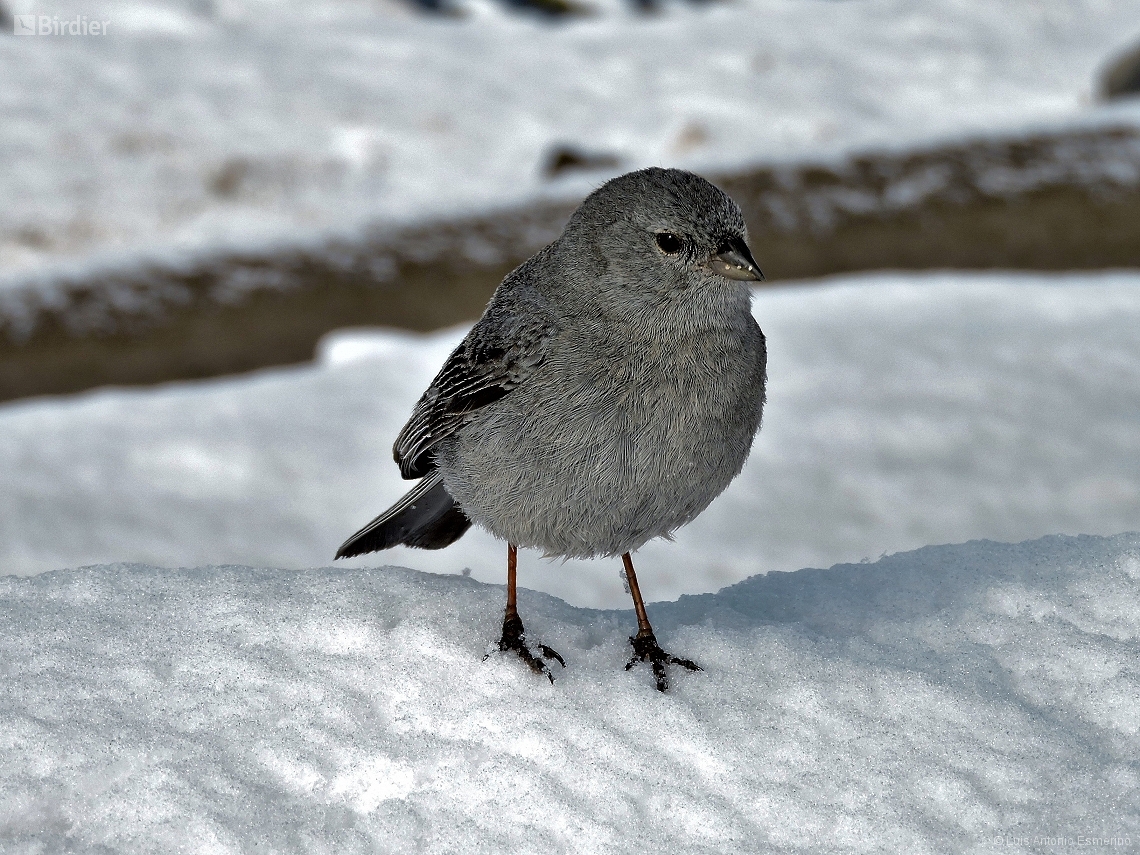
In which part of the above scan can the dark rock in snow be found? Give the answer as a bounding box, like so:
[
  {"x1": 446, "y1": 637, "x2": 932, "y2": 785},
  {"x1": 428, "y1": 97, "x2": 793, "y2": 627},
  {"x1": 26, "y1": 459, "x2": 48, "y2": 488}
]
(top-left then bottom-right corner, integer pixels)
[
  {"x1": 543, "y1": 145, "x2": 621, "y2": 178},
  {"x1": 1100, "y1": 40, "x2": 1140, "y2": 100}
]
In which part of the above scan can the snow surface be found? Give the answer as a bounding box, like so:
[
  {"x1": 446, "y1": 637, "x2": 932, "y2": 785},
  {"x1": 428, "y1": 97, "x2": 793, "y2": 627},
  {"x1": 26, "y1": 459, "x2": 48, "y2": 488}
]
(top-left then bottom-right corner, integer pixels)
[
  {"x1": 3, "y1": 0, "x2": 1140, "y2": 282},
  {"x1": 2, "y1": 533, "x2": 1138, "y2": 852},
  {"x1": 4, "y1": 270, "x2": 1140, "y2": 610}
]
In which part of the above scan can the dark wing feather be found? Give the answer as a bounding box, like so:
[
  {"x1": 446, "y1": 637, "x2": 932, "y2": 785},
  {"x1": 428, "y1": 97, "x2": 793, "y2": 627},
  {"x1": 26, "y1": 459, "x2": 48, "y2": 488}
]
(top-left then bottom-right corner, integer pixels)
[
  {"x1": 393, "y1": 294, "x2": 553, "y2": 480},
  {"x1": 335, "y1": 471, "x2": 471, "y2": 557}
]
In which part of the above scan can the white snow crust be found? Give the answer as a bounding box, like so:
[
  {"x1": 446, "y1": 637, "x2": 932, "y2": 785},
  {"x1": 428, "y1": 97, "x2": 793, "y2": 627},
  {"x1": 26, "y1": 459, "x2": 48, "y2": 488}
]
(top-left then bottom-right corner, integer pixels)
[
  {"x1": 3, "y1": 0, "x2": 1140, "y2": 282},
  {"x1": 2, "y1": 533, "x2": 1138, "y2": 852},
  {"x1": 3, "y1": 270, "x2": 1140, "y2": 610}
]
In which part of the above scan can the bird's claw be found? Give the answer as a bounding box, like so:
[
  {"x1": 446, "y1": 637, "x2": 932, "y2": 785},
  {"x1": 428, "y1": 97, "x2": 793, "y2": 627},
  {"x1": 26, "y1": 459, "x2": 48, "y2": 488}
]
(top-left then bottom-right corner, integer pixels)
[
  {"x1": 625, "y1": 631, "x2": 701, "y2": 692},
  {"x1": 484, "y1": 614, "x2": 565, "y2": 684}
]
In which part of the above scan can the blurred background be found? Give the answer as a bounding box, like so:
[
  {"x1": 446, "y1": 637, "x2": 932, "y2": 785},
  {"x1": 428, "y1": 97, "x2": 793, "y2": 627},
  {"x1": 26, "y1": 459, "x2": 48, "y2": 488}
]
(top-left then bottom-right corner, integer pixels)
[{"x1": 2, "y1": 0, "x2": 1140, "y2": 607}]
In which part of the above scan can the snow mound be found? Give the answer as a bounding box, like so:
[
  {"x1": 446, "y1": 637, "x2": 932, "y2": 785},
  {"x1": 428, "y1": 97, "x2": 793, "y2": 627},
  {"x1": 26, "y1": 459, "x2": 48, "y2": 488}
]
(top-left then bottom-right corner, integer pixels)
[{"x1": 2, "y1": 533, "x2": 1138, "y2": 852}]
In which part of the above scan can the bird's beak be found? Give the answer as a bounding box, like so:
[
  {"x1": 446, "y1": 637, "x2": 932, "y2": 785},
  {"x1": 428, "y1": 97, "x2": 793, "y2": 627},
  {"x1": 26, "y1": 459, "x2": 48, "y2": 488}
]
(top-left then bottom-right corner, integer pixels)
[{"x1": 708, "y1": 237, "x2": 764, "y2": 282}]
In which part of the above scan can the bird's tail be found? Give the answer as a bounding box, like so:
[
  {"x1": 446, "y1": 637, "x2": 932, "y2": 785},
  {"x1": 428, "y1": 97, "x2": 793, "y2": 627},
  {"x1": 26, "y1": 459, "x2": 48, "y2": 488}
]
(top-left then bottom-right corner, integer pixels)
[{"x1": 335, "y1": 471, "x2": 472, "y2": 559}]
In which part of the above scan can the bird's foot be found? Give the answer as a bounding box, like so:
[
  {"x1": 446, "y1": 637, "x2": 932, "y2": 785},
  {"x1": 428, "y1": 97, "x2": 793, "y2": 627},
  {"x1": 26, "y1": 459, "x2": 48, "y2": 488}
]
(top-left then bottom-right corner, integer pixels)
[
  {"x1": 625, "y1": 631, "x2": 701, "y2": 692},
  {"x1": 485, "y1": 614, "x2": 565, "y2": 684}
]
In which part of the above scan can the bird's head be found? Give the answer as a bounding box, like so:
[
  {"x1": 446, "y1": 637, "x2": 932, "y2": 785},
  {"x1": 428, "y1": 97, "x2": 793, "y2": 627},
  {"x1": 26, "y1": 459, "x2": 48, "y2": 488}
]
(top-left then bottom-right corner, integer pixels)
[{"x1": 557, "y1": 167, "x2": 763, "y2": 312}]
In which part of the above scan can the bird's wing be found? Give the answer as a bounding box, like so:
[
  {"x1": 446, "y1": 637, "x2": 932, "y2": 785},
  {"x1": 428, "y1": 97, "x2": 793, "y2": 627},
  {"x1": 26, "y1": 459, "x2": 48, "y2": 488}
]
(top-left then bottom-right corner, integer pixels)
[{"x1": 393, "y1": 298, "x2": 554, "y2": 480}]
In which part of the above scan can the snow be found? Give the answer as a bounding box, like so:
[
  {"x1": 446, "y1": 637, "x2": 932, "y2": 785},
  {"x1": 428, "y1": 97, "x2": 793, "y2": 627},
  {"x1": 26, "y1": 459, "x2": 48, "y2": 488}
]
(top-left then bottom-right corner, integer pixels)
[
  {"x1": 3, "y1": 270, "x2": 1140, "y2": 610},
  {"x1": 3, "y1": 0, "x2": 1140, "y2": 283},
  {"x1": 2, "y1": 532, "x2": 1138, "y2": 852},
  {"x1": 6, "y1": 2, "x2": 1139, "y2": 844}
]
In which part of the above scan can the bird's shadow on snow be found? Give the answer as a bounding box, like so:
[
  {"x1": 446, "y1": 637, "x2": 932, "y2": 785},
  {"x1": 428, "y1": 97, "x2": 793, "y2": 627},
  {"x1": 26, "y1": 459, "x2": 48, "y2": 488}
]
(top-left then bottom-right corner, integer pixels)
[
  {"x1": 619, "y1": 532, "x2": 1138, "y2": 710},
  {"x1": 557, "y1": 533, "x2": 1136, "y2": 634},
  {"x1": 176, "y1": 531, "x2": 1134, "y2": 657},
  {"x1": 442, "y1": 531, "x2": 1129, "y2": 673}
]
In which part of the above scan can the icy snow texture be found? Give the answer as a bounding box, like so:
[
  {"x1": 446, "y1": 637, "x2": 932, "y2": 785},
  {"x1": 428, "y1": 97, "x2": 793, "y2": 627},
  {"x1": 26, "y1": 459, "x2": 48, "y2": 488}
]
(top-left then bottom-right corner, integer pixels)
[
  {"x1": 1, "y1": 533, "x2": 1138, "y2": 852},
  {"x1": 3, "y1": 271, "x2": 1140, "y2": 609},
  {"x1": 3, "y1": 0, "x2": 1140, "y2": 279}
]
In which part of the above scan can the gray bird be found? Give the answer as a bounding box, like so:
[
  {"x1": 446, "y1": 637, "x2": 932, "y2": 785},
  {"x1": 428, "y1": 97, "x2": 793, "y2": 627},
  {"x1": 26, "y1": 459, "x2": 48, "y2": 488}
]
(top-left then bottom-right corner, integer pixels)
[{"x1": 336, "y1": 167, "x2": 766, "y2": 691}]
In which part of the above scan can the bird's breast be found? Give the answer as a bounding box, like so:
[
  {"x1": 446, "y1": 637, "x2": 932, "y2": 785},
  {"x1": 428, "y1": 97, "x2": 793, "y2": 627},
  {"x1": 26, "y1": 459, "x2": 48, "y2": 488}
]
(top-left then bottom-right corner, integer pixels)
[{"x1": 436, "y1": 307, "x2": 765, "y2": 557}]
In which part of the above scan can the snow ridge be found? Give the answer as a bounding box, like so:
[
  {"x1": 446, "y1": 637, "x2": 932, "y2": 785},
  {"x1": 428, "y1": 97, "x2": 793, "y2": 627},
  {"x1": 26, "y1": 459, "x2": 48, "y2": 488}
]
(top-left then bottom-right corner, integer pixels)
[{"x1": 2, "y1": 533, "x2": 1138, "y2": 852}]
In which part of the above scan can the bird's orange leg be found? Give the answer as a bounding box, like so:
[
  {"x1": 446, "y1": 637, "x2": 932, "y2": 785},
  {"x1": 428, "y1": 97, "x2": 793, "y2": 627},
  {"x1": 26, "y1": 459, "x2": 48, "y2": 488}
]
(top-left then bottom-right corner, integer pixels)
[
  {"x1": 487, "y1": 543, "x2": 565, "y2": 682},
  {"x1": 622, "y1": 551, "x2": 654, "y2": 638},
  {"x1": 505, "y1": 542, "x2": 519, "y2": 623},
  {"x1": 622, "y1": 552, "x2": 701, "y2": 692}
]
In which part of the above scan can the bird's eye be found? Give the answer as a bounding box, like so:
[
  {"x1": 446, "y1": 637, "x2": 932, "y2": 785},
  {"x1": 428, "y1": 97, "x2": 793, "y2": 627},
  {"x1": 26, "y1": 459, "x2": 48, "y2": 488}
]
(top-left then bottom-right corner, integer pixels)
[{"x1": 655, "y1": 232, "x2": 683, "y2": 254}]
